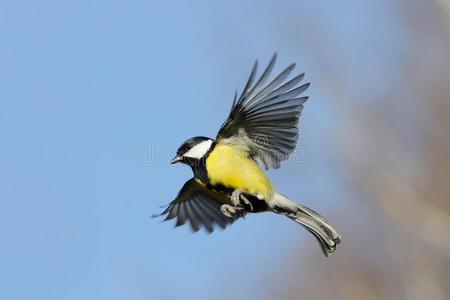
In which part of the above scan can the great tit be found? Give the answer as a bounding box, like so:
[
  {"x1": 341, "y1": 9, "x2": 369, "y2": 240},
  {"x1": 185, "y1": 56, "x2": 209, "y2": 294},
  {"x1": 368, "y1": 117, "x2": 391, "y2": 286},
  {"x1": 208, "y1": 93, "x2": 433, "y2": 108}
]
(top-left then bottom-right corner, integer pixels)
[{"x1": 156, "y1": 53, "x2": 341, "y2": 256}]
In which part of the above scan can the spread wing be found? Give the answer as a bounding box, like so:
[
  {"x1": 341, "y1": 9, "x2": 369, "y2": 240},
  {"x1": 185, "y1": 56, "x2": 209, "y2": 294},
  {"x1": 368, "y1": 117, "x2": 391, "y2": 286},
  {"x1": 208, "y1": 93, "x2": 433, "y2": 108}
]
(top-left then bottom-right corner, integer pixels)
[
  {"x1": 216, "y1": 53, "x2": 309, "y2": 169},
  {"x1": 156, "y1": 178, "x2": 240, "y2": 233}
]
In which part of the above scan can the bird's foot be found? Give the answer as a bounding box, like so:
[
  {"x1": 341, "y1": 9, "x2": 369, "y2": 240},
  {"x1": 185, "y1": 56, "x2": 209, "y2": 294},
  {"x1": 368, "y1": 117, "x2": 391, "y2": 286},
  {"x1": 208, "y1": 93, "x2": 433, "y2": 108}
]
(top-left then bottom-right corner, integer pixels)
[
  {"x1": 231, "y1": 189, "x2": 254, "y2": 212},
  {"x1": 220, "y1": 204, "x2": 244, "y2": 218}
]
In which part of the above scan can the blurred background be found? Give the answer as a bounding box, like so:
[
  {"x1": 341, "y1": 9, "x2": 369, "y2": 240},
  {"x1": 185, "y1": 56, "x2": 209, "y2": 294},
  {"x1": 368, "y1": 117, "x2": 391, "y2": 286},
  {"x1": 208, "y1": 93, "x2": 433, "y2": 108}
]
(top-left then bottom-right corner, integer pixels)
[{"x1": 1, "y1": 1, "x2": 449, "y2": 299}]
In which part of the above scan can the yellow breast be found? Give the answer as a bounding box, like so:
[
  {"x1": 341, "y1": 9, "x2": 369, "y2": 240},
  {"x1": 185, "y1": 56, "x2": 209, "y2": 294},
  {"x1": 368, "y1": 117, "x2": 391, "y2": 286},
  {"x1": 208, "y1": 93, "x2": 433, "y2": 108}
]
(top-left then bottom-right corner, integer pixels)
[{"x1": 205, "y1": 143, "x2": 274, "y2": 199}]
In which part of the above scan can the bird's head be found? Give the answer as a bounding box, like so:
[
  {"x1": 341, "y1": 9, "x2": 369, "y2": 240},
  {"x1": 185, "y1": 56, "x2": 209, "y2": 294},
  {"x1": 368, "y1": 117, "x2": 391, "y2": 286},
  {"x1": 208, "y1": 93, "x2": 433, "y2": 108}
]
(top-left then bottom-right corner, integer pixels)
[{"x1": 170, "y1": 136, "x2": 214, "y2": 166}]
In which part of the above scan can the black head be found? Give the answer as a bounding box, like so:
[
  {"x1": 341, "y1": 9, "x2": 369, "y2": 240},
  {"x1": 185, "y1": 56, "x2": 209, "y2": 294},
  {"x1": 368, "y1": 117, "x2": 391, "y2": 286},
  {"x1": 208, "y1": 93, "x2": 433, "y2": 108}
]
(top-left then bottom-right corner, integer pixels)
[{"x1": 170, "y1": 136, "x2": 214, "y2": 166}]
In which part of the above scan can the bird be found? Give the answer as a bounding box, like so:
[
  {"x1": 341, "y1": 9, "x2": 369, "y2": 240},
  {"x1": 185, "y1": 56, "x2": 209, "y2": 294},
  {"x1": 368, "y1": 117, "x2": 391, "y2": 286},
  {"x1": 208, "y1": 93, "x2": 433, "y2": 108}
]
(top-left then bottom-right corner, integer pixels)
[{"x1": 155, "y1": 53, "x2": 341, "y2": 256}]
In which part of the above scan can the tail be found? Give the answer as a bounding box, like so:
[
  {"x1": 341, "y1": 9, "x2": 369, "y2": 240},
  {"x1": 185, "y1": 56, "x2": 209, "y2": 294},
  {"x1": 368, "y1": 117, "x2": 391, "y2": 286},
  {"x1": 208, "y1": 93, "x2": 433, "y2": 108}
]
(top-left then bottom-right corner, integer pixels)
[{"x1": 270, "y1": 192, "x2": 342, "y2": 256}]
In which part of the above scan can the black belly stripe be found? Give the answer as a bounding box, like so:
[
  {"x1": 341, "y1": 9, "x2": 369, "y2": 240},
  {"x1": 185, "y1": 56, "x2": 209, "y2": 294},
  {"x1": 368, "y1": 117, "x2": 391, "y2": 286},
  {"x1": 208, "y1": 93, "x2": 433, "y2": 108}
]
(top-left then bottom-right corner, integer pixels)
[{"x1": 206, "y1": 183, "x2": 234, "y2": 196}]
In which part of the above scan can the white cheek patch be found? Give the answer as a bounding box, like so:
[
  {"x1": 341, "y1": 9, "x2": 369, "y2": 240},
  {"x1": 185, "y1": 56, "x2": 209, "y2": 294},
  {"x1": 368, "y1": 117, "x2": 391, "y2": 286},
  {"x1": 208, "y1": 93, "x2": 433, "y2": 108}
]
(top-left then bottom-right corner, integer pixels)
[{"x1": 184, "y1": 140, "x2": 213, "y2": 159}]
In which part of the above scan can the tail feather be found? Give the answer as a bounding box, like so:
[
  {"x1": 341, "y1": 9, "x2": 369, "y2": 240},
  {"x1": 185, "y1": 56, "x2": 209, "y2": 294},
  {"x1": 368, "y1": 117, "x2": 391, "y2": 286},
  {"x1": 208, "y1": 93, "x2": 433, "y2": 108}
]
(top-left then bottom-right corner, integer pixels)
[{"x1": 271, "y1": 192, "x2": 341, "y2": 256}]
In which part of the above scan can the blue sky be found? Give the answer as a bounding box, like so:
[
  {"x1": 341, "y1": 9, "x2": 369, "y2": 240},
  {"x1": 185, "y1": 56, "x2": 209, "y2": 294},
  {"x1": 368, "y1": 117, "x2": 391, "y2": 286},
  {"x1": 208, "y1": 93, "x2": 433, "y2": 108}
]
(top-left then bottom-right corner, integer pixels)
[{"x1": 0, "y1": 1, "x2": 403, "y2": 299}]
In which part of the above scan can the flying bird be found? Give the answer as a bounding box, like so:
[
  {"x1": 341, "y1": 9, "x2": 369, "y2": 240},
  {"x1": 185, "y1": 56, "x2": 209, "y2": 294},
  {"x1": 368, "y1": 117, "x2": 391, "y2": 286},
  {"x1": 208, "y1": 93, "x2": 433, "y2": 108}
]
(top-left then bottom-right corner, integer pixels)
[{"x1": 156, "y1": 54, "x2": 341, "y2": 256}]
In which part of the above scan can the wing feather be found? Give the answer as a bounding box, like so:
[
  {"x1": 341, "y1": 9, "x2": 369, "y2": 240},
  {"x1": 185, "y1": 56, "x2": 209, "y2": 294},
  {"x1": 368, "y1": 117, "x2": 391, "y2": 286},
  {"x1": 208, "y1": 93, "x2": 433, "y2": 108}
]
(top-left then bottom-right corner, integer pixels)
[
  {"x1": 217, "y1": 54, "x2": 309, "y2": 169},
  {"x1": 243, "y1": 63, "x2": 296, "y2": 108},
  {"x1": 156, "y1": 179, "x2": 240, "y2": 232}
]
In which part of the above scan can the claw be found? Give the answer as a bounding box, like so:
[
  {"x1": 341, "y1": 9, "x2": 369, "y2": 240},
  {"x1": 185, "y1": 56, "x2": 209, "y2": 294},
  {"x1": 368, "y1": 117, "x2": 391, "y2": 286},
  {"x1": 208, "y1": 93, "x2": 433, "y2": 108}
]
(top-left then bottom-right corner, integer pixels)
[
  {"x1": 240, "y1": 194, "x2": 253, "y2": 211},
  {"x1": 220, "y1": 204, "x2": 236, "y2": 218},
  {"x1": 231, "y1": 189, "x2": 255, "y2": 212},
  {"x1": 231, "y1": 189, "x2": 244, "y2": 206},
  {"x1": 220, "y1": 204, "x2": 247, "y2": 218}
]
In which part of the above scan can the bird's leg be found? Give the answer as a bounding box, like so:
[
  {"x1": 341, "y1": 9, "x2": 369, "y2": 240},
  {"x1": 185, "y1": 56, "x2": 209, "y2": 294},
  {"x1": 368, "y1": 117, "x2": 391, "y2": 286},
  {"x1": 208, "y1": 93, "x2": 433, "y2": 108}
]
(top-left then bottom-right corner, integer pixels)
[
  {"x1": 231, "y1": 189, "x2": 254, "y2": 212},
  {"x1": 221, "y1": 189, "x2": 259, "y2": 217}
]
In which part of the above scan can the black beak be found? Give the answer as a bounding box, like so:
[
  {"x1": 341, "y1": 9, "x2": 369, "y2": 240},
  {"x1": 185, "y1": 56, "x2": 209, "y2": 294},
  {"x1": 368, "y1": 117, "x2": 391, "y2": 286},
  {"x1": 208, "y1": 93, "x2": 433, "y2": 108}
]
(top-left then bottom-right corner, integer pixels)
[{"x1": 170, "y1": 155, "x2": 182, "y2": 164}]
